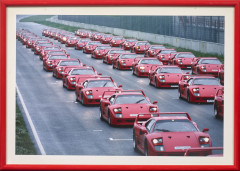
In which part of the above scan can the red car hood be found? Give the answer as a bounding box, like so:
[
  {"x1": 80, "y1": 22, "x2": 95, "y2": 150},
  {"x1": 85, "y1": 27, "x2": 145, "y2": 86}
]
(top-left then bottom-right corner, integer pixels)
[
  {"x1": 192, "y1": 85, "x2": 220, "y2": 97},
  {"x1": 112, "y1": 104, "x2": 157, "y2": 117},
  {"x1": 150, "y1": 132, "x2": 201, "y2": 152},
  {"x1": 158, "y1": 73, "x2": 183, "y2": 82},
  {"x1": 119, "y1": 58, "x2": 135, "y2": 66},
  {"x1": 84, "y1": 87, "x2": 120, "y2": 99},
  {"x1": 177, "y1": 58, "x2": 194, "y2": 64},
  {"x1": 139, "y1": 64, "x2": 162, "y2": 72},
  {"x1": 199, "y1": 64, "x2": 222, "y2": 72},
  {"x1": 75, "y1": 75, "x2": 99, "y2": 84}
]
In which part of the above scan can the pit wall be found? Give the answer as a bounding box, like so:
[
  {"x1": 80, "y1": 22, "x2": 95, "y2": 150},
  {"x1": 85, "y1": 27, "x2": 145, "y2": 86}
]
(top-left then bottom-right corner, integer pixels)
[{"x1": 47, "y1": 16, "x2": 224, "y2": 55}]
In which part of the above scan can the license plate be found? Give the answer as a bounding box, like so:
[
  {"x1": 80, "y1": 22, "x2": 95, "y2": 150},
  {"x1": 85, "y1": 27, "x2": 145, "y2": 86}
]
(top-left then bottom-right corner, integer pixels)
[
  {"x1": 130, "y1": 67, "x2": 133, "y2": 69},
  {"x1": 130, "y1": 114, "x2": 138, "y2": 117},
  {"x1": 171, "y1": 85, "x2": 178, "y2": 87},
  {"x1": 212, "y1": 70, "x2": 218, "y2": 71},
  {"x1": 187, "y1": 66, "x2": 191, "y2": 68},
  {"x1": 207, "y1": 100, "x2": 214, "y2": 102},
  {"x1": 174, "y1": 146, "x2": 191, "y2": 150}
]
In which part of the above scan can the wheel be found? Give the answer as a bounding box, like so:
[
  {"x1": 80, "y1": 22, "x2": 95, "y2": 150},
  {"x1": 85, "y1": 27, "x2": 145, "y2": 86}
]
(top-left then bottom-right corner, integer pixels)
[
  {"x1": 133, "y1": 131, "x2": 138, "y2": 151},
  {"x1": 118, "y1": 62, "x2": 120, "y2": 70},
  {"x1": 187, "y1": 91, "x2": 192, "y2": 103},
  {"x1": 144, "y1": 142, "x2": 149, "y2": 156},
  {"x1": 108, "y1": 111, "x2": 112, "y2": 126},
  {"x1": 81, "y1": 93, "x2": 85, "y2": 105},
  {"x1": 178, "y1": 88, "x2": 182, "y2": 99},
  {"x1": 154, "y1": 78, "x2": 158, "y2": 88},
  {"x1": 112, "y1": 63, "x2": 115, "y2": 69},
  {"x1": 132, "y1": 68, "x2": 135, "y2": 75},
  {"x1": 197, "y1": 68, "x2": 199, "y2": 75},
  {"x1": 52, "y1": 72, "x2": 55, "y2": 77},
  {"x1": 214, "y1": 105, "x2": 219, "y2": 119},
  {"x1": 99, "y1": 107, "x2": 104, "y2": 120}
]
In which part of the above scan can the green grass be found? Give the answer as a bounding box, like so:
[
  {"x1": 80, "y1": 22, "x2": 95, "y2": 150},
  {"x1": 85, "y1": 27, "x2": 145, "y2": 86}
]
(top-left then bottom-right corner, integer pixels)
[
  {"x1": 16, "y1": 101, "x2": 37, "y2": 155},
  {"x1": 20, "y1": 15, "x2": 224, "y2": 62}
]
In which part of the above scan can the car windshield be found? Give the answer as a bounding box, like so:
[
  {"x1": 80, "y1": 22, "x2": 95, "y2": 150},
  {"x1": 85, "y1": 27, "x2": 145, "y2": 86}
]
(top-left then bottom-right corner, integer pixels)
[
  {"x1": 79, "y1": 40, "x2": 89, "y2": 42},
  {"x1": 48, "y1": 55, "x2": 68, "y2": 60},
  {"x1": 44, "y1": 47, "x2": 60, "y2": 51},
  {"x1": 109, "y1": 50, "x2": 126, "y2": 54},
  {"x1": 38, "y1": 43, "x2": 52, "y2": 46},
  {"x1": 88, "y1": 42, "x2": 102, "y2": 45},
  {"x1": 177, "y1": 53, "x2": 195, "y2": 58},
  {"x1": 126, "y1": 39, "x2": 137, "y2": 42},
  {"x1": 59, "y1": 61, "x2": 80, "y2": 66},
  {"x1": 71, "y1": 69, "x2": 95, "y2": 75},
  {"x1": 153, "y1": 119, "x2": 198, "y2": 132},
  {"x1": 86, "y1": 80, "x2": 115, "y2": 88},
  {"x1": 114, "y1": 94, "x2": 149, "y2": 104},
  {"x1": 160, "y1": 50, "x2": 176, "y2": 54},
  {"x1": 149, "y1": 46, "x2": 165, "y2": 49},
  {"x1": 96, "y1": 46, "x2": 111, "y2": 50},
  {"x1": 48, "y1": 51, "x2": 65, "y2": 55},
  {"x1": 140, "y1": 59, "x2": 162, "y2": 64},
  {"x1": 119, "y1": 54, "x2": 139, "y2": 59},
  {"x1": 192, "y1": 78, "x2": 220, "y2": 85},
  {"x1": 104, "y1": 35, "x2": 112, "y2": 37},
  {"x1": 159, "y1": 67, "x2": 182, "y2": 73},
  {"x1": 136, "y1": 42, "x2": 149, "y2": 45},
  {"x1": 200, "y1": 59, "x2": 222, "y2": 64},
  {"x1": 113, "y1": 37, "x2": 123, "y2": 40}
]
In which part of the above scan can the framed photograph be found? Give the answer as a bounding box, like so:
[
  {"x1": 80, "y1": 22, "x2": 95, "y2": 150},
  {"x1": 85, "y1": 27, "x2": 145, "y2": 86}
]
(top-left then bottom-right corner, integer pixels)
[{"x1": 0, "y1": 0, "x2": 239, "y2": 170}]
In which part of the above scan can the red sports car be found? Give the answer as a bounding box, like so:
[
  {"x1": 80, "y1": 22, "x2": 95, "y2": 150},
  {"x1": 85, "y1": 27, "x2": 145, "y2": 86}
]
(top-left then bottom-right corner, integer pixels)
[
  {"x1": 144, "y1": 45, "x2": 166, "y2": 57},
  {"x1": 102, "y1": 49, "x2": 126, "y2": 64},
  {"x1": 112, "y1": 53, "x2": 144, "y2": 70},
  {"x1": 75, "y1": 29, "x2": 85, "y2": 37},
  {"x1": 191, "y1": 57, "x2": 222, "y2": 77},
  {"x1": 43, "y1": 54, "x2": 70, "y2": 71},
  {"x1": 214, "y1": 88, "x2": 224, "y2": 118},
  {"x1": 65, "y1": 37, "x2": 80, "y2": 47},
  {"x1": 34, "y1": 42, "x2": 54, "y2": 55},
  {"x1": 109, "y1": 36, "x2": 125, "y2": 47},
  {"x1": 157, "y1": 49, "x2": 177, "y2": 65},
  {"x1": 99, "y1": 90, "x2": 158, "y2": 126},
  {"x1": 100, "y1": 34, "x2": 113, "y2": 44},
  {"x1": 52, "y1": 59, "x2": 82, "y2": 79},
  {"x1": 62, "y1": 67, "x2": 99, "y2": 90},
  {"x1": 40, "y1": 46, "x2": 63, "y2": 60},
  {"x1": 133, "y1": 113, "x2": 212, "y2": 156},
  {"x1": 178, "y1": 76, "x2": 223, "y2": 103},
  {"x1": 75, "y1": 39, "x2": 91, "y2": 50},
  {"x1": 91, "y1": 45, "x2": 112, "y2": 59},
  {"x1": 149, "y1": 66, "x2": 185, "y2": 88},
  {"x1": 42, "y1": 50, "x2": 68, "y2": 61},
  {"x1": 32, "y1": 39, "x2": 50, "y2": 51},
  {"x1": 26, "y1": 37, "x2": 42, "y2": 48},
  {"x1": 132, "y1": 58, "x2": 163, "y2": 77},
  {"x1": 121, "y1": 39, "x2": 138, "y2": 50},
  {"x1": 218, "y1": 64, "x2": 224, "y2": 85},
  {"x1": 89, "y1": 32, "x2": 99, "y2": 40},
  {"x1": 169, "y1": 52, "x2": 196, "y2": 69},
  {"x1": 75, "y1": 77, "x2": 122, "y2": 105},
  {"x1": 60, "y1": 34, "x2": 75, "y2": 44},
  {"x1": 130, "y1": 41, "x2": 151, "y2": 54},
  {"x1": 82, "y1": 41, "x2": 102, "y2": 54}
]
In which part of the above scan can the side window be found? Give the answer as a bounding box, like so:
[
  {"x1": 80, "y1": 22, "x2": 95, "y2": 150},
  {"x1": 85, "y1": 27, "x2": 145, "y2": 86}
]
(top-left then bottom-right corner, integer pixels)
[
  {"x1": 156, "y1": 68, "x2": 161, "y2": 74},
  {"x1": 109, "y1": 95, "x2": 116, "y2": 104},
  {"x1": 187, "y1": 78, "x2": 193, "y2": 85},
  {"x1": 83, "y1": 81, "x2": 88, "y2": 88},
  {"x1": 145, "y1": 119, "x2": 155, "y2": 132}
]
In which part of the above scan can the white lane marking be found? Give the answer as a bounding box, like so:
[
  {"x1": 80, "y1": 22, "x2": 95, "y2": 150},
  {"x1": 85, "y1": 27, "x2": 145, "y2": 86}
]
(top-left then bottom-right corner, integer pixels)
[
  {"x1": 109, "y1": 138, "x2": 133, "y2": 141},
  {"x1": 93, "y1": 130, "x2": 103, "y2": 132},
  {"x1": 16, "y1": 84, "x2": 46, "y2": 155}
]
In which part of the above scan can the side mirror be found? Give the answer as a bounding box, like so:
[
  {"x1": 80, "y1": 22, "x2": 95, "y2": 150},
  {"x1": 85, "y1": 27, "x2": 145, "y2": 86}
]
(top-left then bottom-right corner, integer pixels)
[
  {"x1": 118, "y1": 85, "x2": 123, "y2": 88},
  {"x1": 202, "y1": 128, "x2": 209, "y2": 132},
  {"x1": 140, "y1": 128, "x2": 147, "y2": 135},
  {"x1": 153, "y1": 101, "x2": 158, "y2": 104},
  {"x1": 98, "y1": 73, "x2": 102, "y2": 75}
]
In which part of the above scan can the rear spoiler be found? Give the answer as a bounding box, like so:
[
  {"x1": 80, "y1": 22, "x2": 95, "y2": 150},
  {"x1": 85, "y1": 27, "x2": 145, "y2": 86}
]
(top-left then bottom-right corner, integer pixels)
[
  {"x1": 184, "y1": 147, "x2": 223, "y2": 156},
  {"x1": 102, "y1": 90, "x2": 145, "y2": 99},
  {"x1": 135, "y1": 112, "x2": 192, "y2": 124}
]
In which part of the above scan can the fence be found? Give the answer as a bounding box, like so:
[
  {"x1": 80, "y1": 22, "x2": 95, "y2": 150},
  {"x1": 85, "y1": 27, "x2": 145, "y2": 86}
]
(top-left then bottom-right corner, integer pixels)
[{"x1": 58, "y1": 15, "x2": 224, "y2": 44}]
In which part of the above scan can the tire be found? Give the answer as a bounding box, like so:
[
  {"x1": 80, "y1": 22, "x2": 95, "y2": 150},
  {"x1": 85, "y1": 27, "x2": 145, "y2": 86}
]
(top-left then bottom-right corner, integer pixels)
[
  {"x1": 154, "y1": 78, "x2": 158, "y2": 88},
  {"x1": 144, "y1": 142, "x2": 149, "y2": 156},
  {"x1": 108, "y1": 111, "x2": 112, "y2": 126},
  {"x1": 118, "y1": 62, "x2": 120, "y2": 70},
  {"x1": 81, "y1": 93, "x2": 85, "y2": 105},
  {"x1": 99, "y1": 106, "x2": 103, "y2": 120},
  {"x1": 214, "y1": 105, "x2": 219, "y2": 119},
  {"x1": 187, "y1": 91, "x2": 192, "y2": 103},
  {"x1": 132, "y1": 68, "x2": 135, "y2": 75},
  {"x1": 178, "y1": 88, "x2": 182, "y2": 99},
  {"x1": 133, "y1": 131, "x2": 138, "y2": 151},
  {"x1": 197, "y1": 68, "x2": 199, "y2": 75}
]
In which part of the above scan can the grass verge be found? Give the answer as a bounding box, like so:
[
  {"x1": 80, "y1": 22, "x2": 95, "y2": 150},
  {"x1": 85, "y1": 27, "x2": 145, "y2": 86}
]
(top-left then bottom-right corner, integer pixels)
[
  {"x1": 20, "y1": 15, "x2": 224, "y2": 62},
  {"x1": 16, "y1": 101, "x2": 37, "y2": 155}
]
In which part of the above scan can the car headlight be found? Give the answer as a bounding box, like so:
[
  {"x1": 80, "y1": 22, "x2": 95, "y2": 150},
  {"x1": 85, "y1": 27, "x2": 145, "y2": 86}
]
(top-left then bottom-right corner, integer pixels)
[
  {"x1": 114, "y1": 108, "x2": 121, "y2": 113},
  {"x1": 70, "y1": 77, "x2": 75, "y2": 81},
  {"x1": 86, "y1": 90, "x2": 92, "y2": 95},
  {"x1": 139, "y1": 66, "x2": 145, "y2": 70},
  {"x1": 150, "y1": 107, "x2": 157, "y2": 112},
  {"x1": 200, "y1": 137, "x2": 209, "y2": 143},
  {"x1": 152, "y1": 138, "x2": 163, "y2": 144}
]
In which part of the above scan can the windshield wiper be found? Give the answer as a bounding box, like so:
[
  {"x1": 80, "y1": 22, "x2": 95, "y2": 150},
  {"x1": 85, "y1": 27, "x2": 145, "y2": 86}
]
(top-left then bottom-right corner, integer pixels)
[
  {"x1": 155, "y1": 129, "x2": 170, "y2": 132},
  {"x1": 103, "y1": 82, "x2": 108, "y2": 87},
  {"x1": 135, "y1": 99, "x2": 145, "y2": 103}
]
